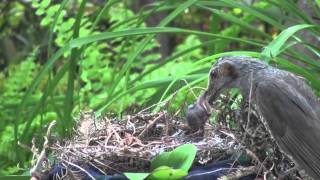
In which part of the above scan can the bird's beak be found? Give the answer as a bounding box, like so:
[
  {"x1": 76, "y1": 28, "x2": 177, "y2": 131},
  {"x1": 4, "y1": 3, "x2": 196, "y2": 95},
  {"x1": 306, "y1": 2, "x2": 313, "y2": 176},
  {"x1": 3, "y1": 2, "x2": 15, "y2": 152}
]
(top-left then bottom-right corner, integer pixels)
[
  {"x1": 204, "y1": 83, "x2": 221, "y2": 106},
  {"x1": 198, "y1": 91, "x2": 213, "y2": 114}
]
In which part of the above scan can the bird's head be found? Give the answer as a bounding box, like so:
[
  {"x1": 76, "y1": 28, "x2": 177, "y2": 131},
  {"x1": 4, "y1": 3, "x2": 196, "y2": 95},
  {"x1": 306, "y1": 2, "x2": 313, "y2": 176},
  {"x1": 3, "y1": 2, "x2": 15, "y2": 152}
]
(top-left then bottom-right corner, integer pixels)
[{"x1": 205, "y1": 56, "x2": 267, "y2": 104}]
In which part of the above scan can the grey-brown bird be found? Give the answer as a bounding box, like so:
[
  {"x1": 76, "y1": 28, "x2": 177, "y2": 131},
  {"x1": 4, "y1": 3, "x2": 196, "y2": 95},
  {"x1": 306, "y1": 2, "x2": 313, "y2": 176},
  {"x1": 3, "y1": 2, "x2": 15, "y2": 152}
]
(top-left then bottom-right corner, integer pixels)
[{"x1": 196, "y1": 56, "x2": 320, "y2": 179}]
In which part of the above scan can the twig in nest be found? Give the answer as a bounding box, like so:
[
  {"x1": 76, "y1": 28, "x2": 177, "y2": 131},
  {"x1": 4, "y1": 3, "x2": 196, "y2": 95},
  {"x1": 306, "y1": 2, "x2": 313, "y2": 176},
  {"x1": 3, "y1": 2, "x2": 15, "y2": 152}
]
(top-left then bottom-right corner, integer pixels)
[
  {"x1": 88, "y1": 161, "x2": 106, "y2": 175},
  {"x1": 92, "y1": 158, "x2": 122, "y2": 174},
  {"x1": 164, "y1": 113, "x2": 170, "y2": 136},
  {"x1": 138, "y1": 112, "x2": 165, "y2": 139},
  {"x1": 219, "y1": 130, "x2": 237, "y2": 140},
  {"x1": 245, "y1": 148, "x2": 267, "y2": 174},
  {"x1": 61, "y1": 159, "x2": 95, "y2": 180},
  {"x1": 110, "y1": 123, "x2": 123, "y2": 146},
  {"x1": 264, "y1": 162, "x2": 274, "y2": 180},
  {"x1": 125, "y1": 115, "x2": 136, "y2": 135},
  {"x1": 30, "y1": 120, "x2": 56, "y2": 179},
  {"x1": 229, "y1": 72, "x2": 254, "y2": 171},
  {"x1": 105, "y1": 131, "x2": 115, "y2": 146},
  {"x1": 218, "y1": 166, "x2": 256, "y2": 180}
]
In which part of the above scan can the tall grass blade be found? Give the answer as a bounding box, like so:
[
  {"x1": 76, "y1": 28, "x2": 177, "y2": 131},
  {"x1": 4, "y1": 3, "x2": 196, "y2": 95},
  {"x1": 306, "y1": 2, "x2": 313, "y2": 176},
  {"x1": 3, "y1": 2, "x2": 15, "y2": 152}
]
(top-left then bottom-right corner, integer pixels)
[
  {"x1": 104, "y1": 0, "x2": 199, "y2": 105},
  {"x1": 260, "y1": 24, "x2": 315, "y2": 63},
  {"x1": 63, "y1": 0, "x2": 87, "y2": 136}
]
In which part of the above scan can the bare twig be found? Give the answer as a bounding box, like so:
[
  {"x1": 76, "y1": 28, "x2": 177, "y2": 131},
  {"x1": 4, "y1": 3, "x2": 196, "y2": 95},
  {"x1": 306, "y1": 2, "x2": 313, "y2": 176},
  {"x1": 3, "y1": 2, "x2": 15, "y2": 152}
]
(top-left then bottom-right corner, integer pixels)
[
  {"x1": 30, "y1": 120, "x2": 56, "y2": 178},
  {"x1": 218, "y1": 166, "x2": 256, "y2": 180},
  {"x1": 138, "y1": 112, "x2": 165, "y2": 139},
  {"x1": 60, "y1": 160, "x2": 95, "y2": 180}
]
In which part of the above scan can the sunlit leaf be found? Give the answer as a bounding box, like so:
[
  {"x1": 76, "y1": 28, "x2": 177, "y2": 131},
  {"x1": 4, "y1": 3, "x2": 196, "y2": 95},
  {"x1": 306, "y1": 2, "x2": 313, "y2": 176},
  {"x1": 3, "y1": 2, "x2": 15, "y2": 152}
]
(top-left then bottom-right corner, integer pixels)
[
  {"x1": 260, "y1": 24, "x2": 315, "y2": 63},
  {"x1": 147, "y1": 166, "x2": 188, "y2": 180}
]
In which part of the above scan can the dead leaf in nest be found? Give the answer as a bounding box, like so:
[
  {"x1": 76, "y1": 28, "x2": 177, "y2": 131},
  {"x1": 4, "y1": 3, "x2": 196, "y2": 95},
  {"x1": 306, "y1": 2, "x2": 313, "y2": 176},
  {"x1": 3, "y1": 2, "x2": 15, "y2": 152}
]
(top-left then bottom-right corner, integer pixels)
[
  {"x1": 124, "y1": 132, "x2": 134, "y2": 145},
  {"x1": 124, "y1": 132, "x2": 145, "y2": 147}
]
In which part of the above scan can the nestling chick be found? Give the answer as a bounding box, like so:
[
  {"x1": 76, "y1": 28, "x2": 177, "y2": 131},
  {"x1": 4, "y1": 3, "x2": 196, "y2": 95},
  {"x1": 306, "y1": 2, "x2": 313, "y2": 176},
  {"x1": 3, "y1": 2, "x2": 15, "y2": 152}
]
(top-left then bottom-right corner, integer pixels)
[{"x1": 186, "y1": 92, "x2": 211, "y2": 133}]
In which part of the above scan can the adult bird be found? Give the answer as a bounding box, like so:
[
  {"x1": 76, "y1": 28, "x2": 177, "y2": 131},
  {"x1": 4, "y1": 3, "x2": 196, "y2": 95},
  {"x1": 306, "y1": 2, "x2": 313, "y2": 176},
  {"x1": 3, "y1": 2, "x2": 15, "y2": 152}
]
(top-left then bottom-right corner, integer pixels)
[{"x1": 202, "y1": 56, "x2": 320, "y2": 179}]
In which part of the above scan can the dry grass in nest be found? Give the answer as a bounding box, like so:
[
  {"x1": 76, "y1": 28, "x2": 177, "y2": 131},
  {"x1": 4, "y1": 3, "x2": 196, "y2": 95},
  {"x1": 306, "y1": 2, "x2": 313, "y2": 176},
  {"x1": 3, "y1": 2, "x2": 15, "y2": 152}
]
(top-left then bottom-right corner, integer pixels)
[{"x1": 50, "y1": 111, "x2": 239, "y2": 175}]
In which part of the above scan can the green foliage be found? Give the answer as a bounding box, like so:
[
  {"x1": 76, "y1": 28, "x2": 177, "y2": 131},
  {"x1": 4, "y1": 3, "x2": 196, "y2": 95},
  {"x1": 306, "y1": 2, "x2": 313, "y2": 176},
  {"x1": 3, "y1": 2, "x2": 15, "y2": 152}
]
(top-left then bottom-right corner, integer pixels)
[
  {"x1": 147, "y1": 166, "x2": 187, "y2": 180},
  {"x1": 0, "y1": 49, "x2": 38, "y2": 171},
  {"x1": 32, "y1": 0, "x2": 65, "y2": 27},
  {"x1": 125, "y1": 144, "x2": 196, "y2": 180},
  {"x1": 151, "y1": 144, "x2": 197, "y2": 171},
  {"x1": 124, "y1": 172, "x2": 150, "y2": 180},
  {"x1": 0, "y1": 175, "x2": 30, "y2": 180},
  {"x1": 260, "y1": 24, "x2": 315, "y2": 63}
]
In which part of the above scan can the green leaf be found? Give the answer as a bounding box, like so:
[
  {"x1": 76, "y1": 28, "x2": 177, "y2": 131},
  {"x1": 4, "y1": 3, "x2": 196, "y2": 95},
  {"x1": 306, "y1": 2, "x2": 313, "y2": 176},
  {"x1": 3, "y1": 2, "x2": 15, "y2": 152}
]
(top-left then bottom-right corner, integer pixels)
[
  {"x1": 46, "y1": 4, "x2": 61, "y2": 17},
  {"x1": 35, "y1": 8, "x2": 45, "y2": 16},
  {"x1": 31, "y1": 0, "x2": 40, "y2": 8},
  {"x1": 0, "y1": 176, "x2": 30, "y2": 180},
  {"x1": 40, "y1": 0, "x2": 51, "y2": 9},
  {"x1": 124, "y1": 172, "x2": 149, "y2": 180},
  {"x1": 70, "y1": 27, "x2": 263, "y2": 48},
  {"x1": 151, "y1": 152, "x2": 171, "y2": 170},
  {"x1": 40, "y1": 16, "x2": 52, "y2": 26},
  {"x1": 147, "y1": 166, "x2": 188, "y2": 180},
  {"x1": 104, "y1": 0, "x2": 198, "y2": 102},
  {"x1": 260, "y1": 24, "x2": 315, "y2": 63},
  {"x1": 218, "y1": 0, "x2": 284, "y2": 29},
  {"x1": 63, "y1": 0, "x2": 87, "y2": 136},
  {"x1": 151, "y1": 144, "x2": 197, "y2": 172},
  {"x1": 96, "y1": 74, "x2": 206, "y2": 115}
]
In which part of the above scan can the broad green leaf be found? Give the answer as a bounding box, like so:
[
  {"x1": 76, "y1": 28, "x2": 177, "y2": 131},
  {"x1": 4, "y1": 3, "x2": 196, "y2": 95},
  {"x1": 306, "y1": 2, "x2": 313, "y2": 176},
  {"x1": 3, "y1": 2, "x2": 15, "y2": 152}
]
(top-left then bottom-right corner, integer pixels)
[
  {"x1": 260, "y1": 24, "x2": 315, "y2": 63},
  {"x1": 147, "y1": 166, "x2": 188, "y2": 180},
  {"x1": 35, "y1": 8, "x2": 45, "y2": 15},
  {"x1": 40, "y1": 16, "x2": 51, "y2": 26},
  {"x1": 0, "y1": 176, "x2": 30, "y2": 180},
  {"x1": 40, "y1": 0, "x2": 51, "y2": 8},
  {"x1": 316, "y1": 0, "x2": 320, "y2": 7},
  {"x1": 151, "y1": 152, "x2": 171, "y2": 170},
  {"x1": 151, "y1": 144, "x2": 197, "y2": 172},
  {"x1": 31, "y1": 0, "x2": 40, "y2": 8},
  {"x1": 124, "y1": 172, "x2": 149, "y2": 180}
]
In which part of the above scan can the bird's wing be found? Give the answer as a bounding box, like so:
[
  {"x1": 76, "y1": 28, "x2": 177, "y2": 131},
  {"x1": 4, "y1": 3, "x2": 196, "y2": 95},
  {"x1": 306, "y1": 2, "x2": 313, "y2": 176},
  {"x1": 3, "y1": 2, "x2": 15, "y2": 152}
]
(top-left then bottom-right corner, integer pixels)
[{"x1": 255, "y1": 79, "x2": 320, "y2": 179}]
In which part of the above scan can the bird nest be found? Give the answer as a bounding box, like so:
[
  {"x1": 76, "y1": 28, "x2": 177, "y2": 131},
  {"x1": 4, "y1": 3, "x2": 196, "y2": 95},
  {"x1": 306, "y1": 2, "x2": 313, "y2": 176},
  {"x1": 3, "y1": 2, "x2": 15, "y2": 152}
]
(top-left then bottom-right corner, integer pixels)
[
  {"x1": 30, "y1": 95, "x2": 309, "y2": 179},
  {"x1": 49, "y1": 111, "x2": 239, "y2": 175}
]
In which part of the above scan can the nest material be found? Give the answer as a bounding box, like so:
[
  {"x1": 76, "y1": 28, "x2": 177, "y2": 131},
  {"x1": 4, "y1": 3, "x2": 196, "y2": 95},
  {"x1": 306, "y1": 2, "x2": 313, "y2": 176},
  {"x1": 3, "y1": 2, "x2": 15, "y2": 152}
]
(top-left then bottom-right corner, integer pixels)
[
  {"x1": 31, "y1": 94, "x2": 311, "y2": 179},
  {"x1": 214, "y1": 94, "x2": 311, "y2": 180},
  {"x1": 51, "y1": 111, "x2": 239, "y2": 175}
]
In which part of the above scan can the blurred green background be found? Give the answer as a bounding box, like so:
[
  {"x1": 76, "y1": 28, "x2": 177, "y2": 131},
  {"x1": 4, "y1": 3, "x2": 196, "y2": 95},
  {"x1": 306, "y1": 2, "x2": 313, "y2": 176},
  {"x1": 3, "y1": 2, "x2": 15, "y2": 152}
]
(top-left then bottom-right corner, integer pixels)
[{"x1": 0, "y1": 0, "x2": 319, "y2": 175}]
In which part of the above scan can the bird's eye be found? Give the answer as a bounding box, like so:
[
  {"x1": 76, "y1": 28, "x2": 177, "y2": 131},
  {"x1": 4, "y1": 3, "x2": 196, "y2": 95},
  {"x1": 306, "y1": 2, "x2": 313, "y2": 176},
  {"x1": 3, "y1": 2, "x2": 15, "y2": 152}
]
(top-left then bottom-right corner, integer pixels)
[{"x1": 210, "y1": 70, "x2": 218, "y2": 78}]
